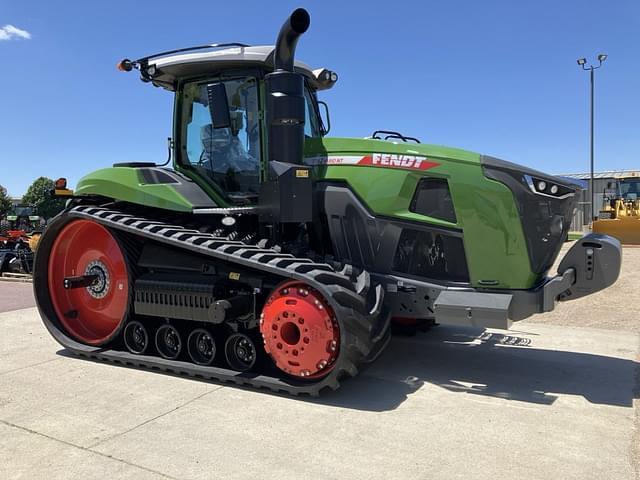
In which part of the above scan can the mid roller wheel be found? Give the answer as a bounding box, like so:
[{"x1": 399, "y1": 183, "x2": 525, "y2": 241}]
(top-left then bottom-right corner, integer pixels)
[
  {"x1": 187, "y1": 328, "x2": 216, "y2": 366},
  {"x1": 224, "y1": 333, "x2": 257, "y2": 372},
  {"x1": 155, "y1": 325, "x2": 183, "y2": 360},
  {"x1": 123, "y1": 321, "x2": 149, "y2": 354}
]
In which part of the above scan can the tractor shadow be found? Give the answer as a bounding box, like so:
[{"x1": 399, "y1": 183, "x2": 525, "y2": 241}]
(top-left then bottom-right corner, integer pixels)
[{"x1": 312, "y1": 325, "x2": 640, "y2": 412}]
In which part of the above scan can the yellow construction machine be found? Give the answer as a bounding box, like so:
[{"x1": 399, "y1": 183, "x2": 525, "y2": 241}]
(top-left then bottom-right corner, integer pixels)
[{"x1": 593, "y1": 176, "x2": 640, "y2": 244}]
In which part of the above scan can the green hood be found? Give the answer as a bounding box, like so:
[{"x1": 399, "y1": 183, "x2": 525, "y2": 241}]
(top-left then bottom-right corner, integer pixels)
[{"x1": 305, "y1": 137, "x2": 480, "y2": 165}]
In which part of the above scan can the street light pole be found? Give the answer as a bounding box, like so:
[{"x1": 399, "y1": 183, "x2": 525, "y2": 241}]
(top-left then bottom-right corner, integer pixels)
[
  {"x1": 590, "y1": 66, "x2": 594, "y2": 222},
  {"x1": 577, "y1": 54, "x2": 607, "y2": 223}
]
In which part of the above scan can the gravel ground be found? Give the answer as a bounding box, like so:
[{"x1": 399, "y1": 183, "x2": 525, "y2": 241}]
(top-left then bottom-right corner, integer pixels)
[
  {"x1": 528, "y1": 243, "x2": 640, "y2": 479},
  {"x1": 529, "y1": 243, "x2": 640, "y2": 333}
]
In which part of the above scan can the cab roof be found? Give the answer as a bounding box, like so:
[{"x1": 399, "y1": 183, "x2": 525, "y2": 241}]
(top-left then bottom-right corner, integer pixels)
[{"x1": 144, "y1": 45, "x2": 335, "y2": 91}]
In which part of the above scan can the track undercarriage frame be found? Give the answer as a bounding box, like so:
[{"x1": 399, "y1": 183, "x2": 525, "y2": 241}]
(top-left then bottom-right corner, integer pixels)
[{"x1": 34, "y1": 204, "x2": 389, "y2": 396}]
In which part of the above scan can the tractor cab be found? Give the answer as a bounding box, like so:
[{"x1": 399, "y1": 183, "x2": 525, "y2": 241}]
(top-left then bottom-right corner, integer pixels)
[
  {"x1": 5, "y1": 204, "x2": 39, "y2": 232},
  {"x1": 119, "y1": 39, "x2": 336, "y2": 207}
]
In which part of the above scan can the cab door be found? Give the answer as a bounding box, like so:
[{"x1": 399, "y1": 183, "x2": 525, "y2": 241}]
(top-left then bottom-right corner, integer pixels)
[{"x1": 177, "y1": 75, "x2": 262, "y2": 205}]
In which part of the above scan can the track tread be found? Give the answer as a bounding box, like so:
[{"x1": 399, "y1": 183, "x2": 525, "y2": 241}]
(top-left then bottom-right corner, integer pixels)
[{"x1": 34, "y1": 206, "x2": 389, "y2": 396}]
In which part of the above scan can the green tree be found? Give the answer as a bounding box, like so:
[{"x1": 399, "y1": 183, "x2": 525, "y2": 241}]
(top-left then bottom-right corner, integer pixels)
[
  {"x1": 21, "y1": 177, "x2": 66, "y2": 220},
  {"x1": 0, "y1": 185, "x2": 11, "y2": 217}
]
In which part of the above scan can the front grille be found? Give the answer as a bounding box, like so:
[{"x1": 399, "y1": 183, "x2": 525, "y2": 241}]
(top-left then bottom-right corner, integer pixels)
[
  {"x1": 481, "y1": 155, "x2": 579, "y2": 275},
  {"x1": 392, "y1": 228, "x2": 469, "y2": 282}
]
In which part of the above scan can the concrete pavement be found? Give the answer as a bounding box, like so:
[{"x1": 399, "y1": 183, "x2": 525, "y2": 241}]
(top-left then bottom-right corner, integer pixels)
[
  {"x1": 0, "y1": 282, "x2": 34, "y2": 313},
  {"x1": 0, "y1": 306, "x2": 637, "y2": 480}
]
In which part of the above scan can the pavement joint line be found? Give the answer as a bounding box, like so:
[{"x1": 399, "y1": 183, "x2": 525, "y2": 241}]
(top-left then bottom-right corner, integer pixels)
[
  {"x1": 0, "y1": 419, "x2": 178, "y2": 480},
  {"x1": 86, "y1": 386, "x2": 224, "y2": 450},
  {"x1": 0, "y1": 357, "x2": 62, "y2": 377}
]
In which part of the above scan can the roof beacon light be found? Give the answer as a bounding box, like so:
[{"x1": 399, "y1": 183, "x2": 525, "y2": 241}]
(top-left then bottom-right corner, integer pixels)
[{"x1": 53, "y1": 177, "x2": 74, "y2": 197}]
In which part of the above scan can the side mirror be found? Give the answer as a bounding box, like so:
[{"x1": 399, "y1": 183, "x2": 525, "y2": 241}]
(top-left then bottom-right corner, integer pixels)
[
  {"x1": 318, "y1": 100, "x2": 331, "y2": 135},
  {"x1": 206, "y1": 83, "x2": 231, "y2": 129}
]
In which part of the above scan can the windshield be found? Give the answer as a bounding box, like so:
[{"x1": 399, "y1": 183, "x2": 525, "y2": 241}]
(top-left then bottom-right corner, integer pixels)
[
  {"x1": 181, "y1": 77, "x2": 261, "y2": 202},
  {"x1": 619, "y1": 179, "x2": 640, "y2": 201},
  {"x1": 13, "y1": 206, "x2": 33, "y2": 216}
]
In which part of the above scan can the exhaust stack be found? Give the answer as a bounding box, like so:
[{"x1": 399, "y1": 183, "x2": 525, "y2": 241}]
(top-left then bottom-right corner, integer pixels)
[{"x1": 273, "y1": 8, "x2": 310, "y2": 72}]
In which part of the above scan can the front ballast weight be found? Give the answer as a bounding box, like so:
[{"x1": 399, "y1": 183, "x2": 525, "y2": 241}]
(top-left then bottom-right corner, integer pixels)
[{"x1": 432, "y1": 234, "x2": 622, "y2": 329}]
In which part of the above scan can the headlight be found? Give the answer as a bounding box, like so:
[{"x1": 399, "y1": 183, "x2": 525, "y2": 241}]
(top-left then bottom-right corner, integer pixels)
[{"x1": 525, "y1": 175, "x2": 573, "y2": 199}]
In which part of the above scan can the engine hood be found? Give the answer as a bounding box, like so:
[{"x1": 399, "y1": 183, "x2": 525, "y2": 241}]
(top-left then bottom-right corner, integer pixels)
[
  {"x1": 304, "y1": 137, "x2": 481, "y2": 167},
  {"x1": 305, "y1": 138, "x2": 578, "y2": 192}
]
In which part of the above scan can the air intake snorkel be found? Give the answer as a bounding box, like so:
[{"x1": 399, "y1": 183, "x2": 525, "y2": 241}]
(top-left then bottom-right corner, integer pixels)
[{"x1": 265, "y1": 8, "x2": 310, "y2": 166}]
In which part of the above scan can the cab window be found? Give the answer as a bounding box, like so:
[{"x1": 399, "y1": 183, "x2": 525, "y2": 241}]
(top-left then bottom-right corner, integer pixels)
[
  {"x1": 304, "y1": 87, "x2": 322, "y2": 138},
  {"x1": 181, "y1": 77, "x2": 261, "y2": 202}
]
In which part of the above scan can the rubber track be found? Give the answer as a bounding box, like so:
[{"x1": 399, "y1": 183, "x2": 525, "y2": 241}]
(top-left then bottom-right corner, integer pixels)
[{"x1": 35, "y1": 206, "x2": 390, "y2": 396}]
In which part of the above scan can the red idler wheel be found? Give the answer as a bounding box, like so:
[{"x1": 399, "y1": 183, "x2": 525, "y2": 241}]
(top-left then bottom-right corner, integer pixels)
[
  {"x1": 47, "y1": 219, "x2": 129, "y2": 345},
  {"x1": 260, "y1": 281, "x2": 339, "y2": 379}
]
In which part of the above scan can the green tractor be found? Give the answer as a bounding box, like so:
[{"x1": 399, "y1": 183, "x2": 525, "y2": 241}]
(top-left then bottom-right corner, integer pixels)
[
  {"x1": 33, "y1": 9, "x2": 621, "y2": 395},
  {"x1": 1, "y1": 204, "x2": 40, "y2": 235}
]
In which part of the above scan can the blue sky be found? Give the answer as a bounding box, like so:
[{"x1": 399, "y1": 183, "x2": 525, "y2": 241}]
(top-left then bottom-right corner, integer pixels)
[{"x1": 1, "y1": 0, "x2": 638, "y2": 196}]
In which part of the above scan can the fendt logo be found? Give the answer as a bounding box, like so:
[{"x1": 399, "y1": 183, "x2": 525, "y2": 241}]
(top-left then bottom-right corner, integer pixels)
[
  {"x1": 361, "y1": 154, "x2": 440, "y2": 170},
  {"x1": 304, "y1": 154, "x2": 440, "y2": 171}
]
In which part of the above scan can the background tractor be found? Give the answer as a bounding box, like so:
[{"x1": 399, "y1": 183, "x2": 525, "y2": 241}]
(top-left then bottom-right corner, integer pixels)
[
  {"x1": 0, "y1": 230, "x2": 35, "y2": 276},
  {"x1": 593, "y1": 176, "x2": 640, "y2": 244},
  {"x1": 0, "y1": 204, "x2": 41, "y2": 275},
  {"x1": 1, "y1": 204, "x2": 41, "y2": 233},
  {"x1": 33, "y1": 9, "x2": 621, "y2": 395}
]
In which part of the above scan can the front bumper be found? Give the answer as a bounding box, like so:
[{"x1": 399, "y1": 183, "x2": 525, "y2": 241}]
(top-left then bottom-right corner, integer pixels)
[{"x1": 381, "y1": 234, "x2": 622, "y2": 330}]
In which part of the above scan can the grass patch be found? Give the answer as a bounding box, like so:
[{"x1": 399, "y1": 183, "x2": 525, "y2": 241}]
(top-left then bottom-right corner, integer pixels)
[{"x1": 567, "y1": 232, "x2": 584, "y2": 241}]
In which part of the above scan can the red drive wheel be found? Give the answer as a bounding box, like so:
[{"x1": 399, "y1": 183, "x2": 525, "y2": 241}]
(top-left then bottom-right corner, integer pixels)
[
  {"x1": 260, "y1": 281, "x2": 339, "y2": 379},
  {"x1": 47, "y1": 219, "x2": 129, "y2": 346}
]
